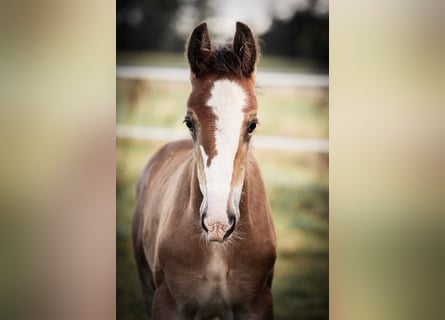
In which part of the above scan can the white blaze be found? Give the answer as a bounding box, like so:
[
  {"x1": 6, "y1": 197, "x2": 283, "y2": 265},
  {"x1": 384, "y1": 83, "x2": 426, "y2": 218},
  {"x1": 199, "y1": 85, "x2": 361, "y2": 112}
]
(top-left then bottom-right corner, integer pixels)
[{"x1": 201, "y1": 79, "x2": 246, "y2": 223}]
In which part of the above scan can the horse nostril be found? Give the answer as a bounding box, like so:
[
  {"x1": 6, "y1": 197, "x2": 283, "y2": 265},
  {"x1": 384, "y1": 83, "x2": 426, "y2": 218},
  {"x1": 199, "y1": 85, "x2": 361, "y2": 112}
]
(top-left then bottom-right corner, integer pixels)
[
  {"x1": 201, "y1": 213, "x2": 208, "y2": 233},
  {"x1": 224, "y1": 215, "x2": 236, "y2": 240}
]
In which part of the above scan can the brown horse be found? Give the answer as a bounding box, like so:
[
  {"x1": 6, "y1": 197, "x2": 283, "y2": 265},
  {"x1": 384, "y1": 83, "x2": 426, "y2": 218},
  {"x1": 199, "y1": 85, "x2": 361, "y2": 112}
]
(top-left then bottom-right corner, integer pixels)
[{"x1": 132, "y1": 22, "x2": 276, "y2": 319}]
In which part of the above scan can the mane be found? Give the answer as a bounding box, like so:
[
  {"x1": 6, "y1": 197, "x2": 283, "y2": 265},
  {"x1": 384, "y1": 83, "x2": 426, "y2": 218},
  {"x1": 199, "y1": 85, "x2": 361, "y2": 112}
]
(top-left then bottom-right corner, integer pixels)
[{"x1": 204, "y1": 44, "x2": 247, "y2": 77}]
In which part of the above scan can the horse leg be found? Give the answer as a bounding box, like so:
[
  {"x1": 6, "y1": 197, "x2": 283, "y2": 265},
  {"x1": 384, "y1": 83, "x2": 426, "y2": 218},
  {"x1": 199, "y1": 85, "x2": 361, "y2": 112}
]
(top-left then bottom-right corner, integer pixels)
[
  {"x1": 133, "y1": 246, "x2": 155, "y2": 317},
  {"x1": 236, "y1": 289, "x2": 274, "y2": 320},
  {"x1": 132, "y1": 208, "x2": 155, "y2": 317},
  {"x1": 150, "y1": 283, "x2": 180, "y2": 320}
]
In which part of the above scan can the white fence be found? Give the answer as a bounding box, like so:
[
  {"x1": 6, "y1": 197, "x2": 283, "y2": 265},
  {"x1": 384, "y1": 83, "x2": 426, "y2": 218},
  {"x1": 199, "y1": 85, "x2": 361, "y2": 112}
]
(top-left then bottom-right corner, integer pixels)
[
  {"x1": 117, "y1": 66, "x2": 329, "y2": 88},
  {"x1": 117, "y1": 65, "x2": 329, "y2": 153}
]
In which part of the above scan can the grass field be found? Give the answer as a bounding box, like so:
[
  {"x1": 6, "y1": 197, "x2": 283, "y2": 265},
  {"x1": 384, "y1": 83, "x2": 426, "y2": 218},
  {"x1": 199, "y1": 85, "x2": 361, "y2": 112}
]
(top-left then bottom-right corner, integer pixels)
[{"x1": 117, "y1": 76, "x2": 328, "y2": 319}]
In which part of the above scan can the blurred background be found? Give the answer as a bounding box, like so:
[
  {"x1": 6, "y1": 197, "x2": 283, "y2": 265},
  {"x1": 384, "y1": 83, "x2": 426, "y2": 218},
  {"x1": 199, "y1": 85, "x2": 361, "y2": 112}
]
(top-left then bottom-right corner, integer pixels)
[
  {"x1": 1, "y1": 1, "x2": 443, "y2": 320},
  {"x1": 117, "y1": 0, "x2": 328, "y2": 319}
]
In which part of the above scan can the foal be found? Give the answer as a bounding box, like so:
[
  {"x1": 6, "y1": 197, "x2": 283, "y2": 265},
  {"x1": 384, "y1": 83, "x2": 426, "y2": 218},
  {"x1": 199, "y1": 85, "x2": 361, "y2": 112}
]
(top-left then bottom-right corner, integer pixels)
[{"x1": 132, "y1": 22, "x2": 276, "y2": 319}]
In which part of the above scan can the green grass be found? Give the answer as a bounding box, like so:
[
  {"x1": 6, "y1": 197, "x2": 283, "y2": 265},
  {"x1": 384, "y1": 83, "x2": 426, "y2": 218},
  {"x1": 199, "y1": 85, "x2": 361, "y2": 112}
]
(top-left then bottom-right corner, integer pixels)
[{"x1": 117, "y1": 77, "x2": 328, "y2": 319}]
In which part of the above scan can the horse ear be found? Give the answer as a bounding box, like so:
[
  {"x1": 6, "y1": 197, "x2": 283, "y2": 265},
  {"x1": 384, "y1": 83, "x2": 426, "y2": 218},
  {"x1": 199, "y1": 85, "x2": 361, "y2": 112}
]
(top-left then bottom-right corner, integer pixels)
[
  {"x1": 186, "y1": 22, "x2": 211, "y2": 76},
  {"x1": 233, "y1": 22, "x2": 258, "y2": 77}
]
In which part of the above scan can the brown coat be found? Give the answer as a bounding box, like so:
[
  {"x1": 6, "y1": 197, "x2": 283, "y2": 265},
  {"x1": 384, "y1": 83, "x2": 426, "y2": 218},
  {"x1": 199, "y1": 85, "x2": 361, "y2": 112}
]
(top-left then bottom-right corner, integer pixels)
[{"x1": 132, "y1": 139, "x2": 276, "y2": 319}]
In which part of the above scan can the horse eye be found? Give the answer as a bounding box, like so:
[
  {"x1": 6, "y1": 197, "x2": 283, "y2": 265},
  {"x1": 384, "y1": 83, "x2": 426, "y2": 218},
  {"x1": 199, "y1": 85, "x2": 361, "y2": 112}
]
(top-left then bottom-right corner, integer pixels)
[
  {"x1": 247, "y1": 121, "x2": 257, "y2": 134},
  {"x1": 184, "y1": 119, "x2": 194, "y2": 132}
]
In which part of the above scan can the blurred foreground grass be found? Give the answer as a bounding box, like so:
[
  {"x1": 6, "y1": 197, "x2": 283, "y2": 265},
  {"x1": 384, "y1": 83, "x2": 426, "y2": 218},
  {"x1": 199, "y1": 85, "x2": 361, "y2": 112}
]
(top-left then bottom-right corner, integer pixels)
[{"x1": 117, "y1": 78, "x2": 328, "y2": 319}]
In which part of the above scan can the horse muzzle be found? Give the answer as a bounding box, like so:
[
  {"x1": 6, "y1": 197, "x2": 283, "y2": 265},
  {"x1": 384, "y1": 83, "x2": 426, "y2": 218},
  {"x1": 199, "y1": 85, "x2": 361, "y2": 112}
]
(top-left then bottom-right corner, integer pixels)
[{"x1": 201, "y1": 213, "x2": 236, "y2": 242}]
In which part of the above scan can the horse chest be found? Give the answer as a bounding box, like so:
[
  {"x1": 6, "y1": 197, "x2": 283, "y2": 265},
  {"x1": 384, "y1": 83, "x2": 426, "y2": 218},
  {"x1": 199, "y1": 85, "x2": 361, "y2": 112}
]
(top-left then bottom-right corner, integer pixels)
[
  {"x1": 198, "y1": 250, "x2": 230, "y2": 301},
  {"x1": 208, "y1": 250, "x2": 227, "y2": 277}
]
